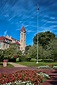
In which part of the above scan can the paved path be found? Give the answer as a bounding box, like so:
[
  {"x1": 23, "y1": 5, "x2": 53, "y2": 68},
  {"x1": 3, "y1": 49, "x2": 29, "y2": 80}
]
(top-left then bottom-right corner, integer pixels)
[
  {"x1": 9, "y1": 62, "x2": 27, "y2": 67},
  {"x1": 0, "y1": 67, "x2": 36, "y2": 74}
]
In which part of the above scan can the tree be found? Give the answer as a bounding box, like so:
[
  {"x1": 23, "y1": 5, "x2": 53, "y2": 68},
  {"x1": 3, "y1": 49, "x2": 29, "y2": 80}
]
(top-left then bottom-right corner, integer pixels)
[
  {"x1": 0, "y1": 50, "x2": 4, "y2": 61},
  {"x1": 25, "y1": 45, "x2": 31, "y2": 54},
  {"x1": 26, "y1": 45, "x2": 37, "y2": 59},
  {"x1": 47, "y1": 38, "x2": 57, "y2": 61},
  {"x1": 3, "y1": 43, "x2": 22, "y2": 61},
  {"x1": 33, "y1": 31, "x2": 55, "y2": 48}
]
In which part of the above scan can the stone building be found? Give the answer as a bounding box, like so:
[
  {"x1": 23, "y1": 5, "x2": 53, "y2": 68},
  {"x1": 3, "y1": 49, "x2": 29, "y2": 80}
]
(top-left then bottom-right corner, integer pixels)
[
  {"x1": 0, "y1": 36, "x2": 12, "y2": 50},
  {"x1": 0, "y1": 26, "x2": 26, "y2": 52}
]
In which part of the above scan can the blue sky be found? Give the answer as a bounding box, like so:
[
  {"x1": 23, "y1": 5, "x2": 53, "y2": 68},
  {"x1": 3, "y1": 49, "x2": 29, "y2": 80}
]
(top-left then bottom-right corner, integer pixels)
[{"x1": 0, "y1": 0, "x2": 57, "y2": 45}]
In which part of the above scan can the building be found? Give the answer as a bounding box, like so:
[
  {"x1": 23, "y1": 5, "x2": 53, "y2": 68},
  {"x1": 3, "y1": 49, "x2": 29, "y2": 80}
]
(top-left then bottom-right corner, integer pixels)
[
  {"x1": 20, "y1": 26, "x2": 26, "y2": 53},
  {"x1": 0, "y1": 36, "x2": 12, "y2": 50},
  {"x1": 6, "y1": 35, "x2": 20, "y2": 44},
  {"x1": 0, "y1": 26, "x2": 26, "y2": 52}
]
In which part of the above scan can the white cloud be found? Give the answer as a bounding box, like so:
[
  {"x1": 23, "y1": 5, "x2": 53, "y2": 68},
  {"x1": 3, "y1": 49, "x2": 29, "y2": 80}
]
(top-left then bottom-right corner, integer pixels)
[
  {"x1": 25, "y1": 25, "x2": 29, "y2": 27},
  {"x1": 50, "y1": 25, "x2": 57, "y2": 28},
  {"x1": 50, "y1": 17, "x2": 55, "y2": 20},
  {"x1": 3, "y1": 30, "x2": 7, "y2": 36},
  {"x1": 48, "y1": 21, "x2": 57, "y2": 23},
  {"x1": 16, "y1": 28, "x2": 20, "y2": 31},
  {"x1": 4, "y1": 14, "x2": 9, "y2": 17},
  {"x1": 26, "y1": 29, "x2": 34, "y2": 33}
]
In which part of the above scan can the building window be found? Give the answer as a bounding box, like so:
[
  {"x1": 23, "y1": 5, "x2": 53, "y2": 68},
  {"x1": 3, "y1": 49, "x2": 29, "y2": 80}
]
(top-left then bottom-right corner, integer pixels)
[
  {"x1": 0, "y1": 44, "x2": 1, "y2": 47},
  {"x1": 6, "y1": 44, "x2": 8, "y2": 48},
  {"x1": 21, "y1": 33, "x2": 23, "y2": 38},
  {"x1": 3, "y1": 43, "x2": 5, "y2": 48}
]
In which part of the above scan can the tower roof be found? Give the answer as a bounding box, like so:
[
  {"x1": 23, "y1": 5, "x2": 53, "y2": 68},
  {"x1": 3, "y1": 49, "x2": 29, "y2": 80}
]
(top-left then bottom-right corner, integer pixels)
[{"x1": 21, "y1": 26, "x2": 26, "y2": 32}]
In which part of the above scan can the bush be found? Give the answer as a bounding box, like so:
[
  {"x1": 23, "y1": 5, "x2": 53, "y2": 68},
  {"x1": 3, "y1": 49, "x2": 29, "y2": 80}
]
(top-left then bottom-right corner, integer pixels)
[
  {"x1": 38, "y1": 72, "x2": 50, "y2": 79},
  {"x1": 9, "y1": 58, "x2": 16, "y2": 62},
  {"x1": 42, "y1": 59, "x2": 54, "y2": 62},
  {"x1": 16, "y1": 58, "x2": 19, "y2": 62},
  {"x1": 0, "y1": 55, "x2": 4, "y2": 62},
  {"x1": 26, "y1": 57, "x2": 31, "y2": 61},
  {"x1": 19, "y1": 55, "x2": 26, "y2": 62},
  {"x1": 53, "y1": 66, "x2": 57, "y2": 69},
  {"x1": 37, "y1": 66, "x2": 50, "y2": 69},
  {"x1": 30, "y1": 58, "x2": 36, "y2": 62}
]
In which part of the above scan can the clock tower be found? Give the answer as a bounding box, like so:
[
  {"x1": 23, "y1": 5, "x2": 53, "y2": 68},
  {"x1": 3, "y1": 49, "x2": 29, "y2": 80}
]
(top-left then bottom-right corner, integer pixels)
[{"x1": 20, "y1": 26, "x2": 26, "y2": 53}]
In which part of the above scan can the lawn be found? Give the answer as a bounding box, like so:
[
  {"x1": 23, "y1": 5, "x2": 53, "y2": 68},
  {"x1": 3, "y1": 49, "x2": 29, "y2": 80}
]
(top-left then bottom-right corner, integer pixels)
[
  {"x1": 0, "y1": 62, "x2": 14, "y2": 68},
  {"x1": 17, "y1": 62, "x2": 57, "y2": 67}
]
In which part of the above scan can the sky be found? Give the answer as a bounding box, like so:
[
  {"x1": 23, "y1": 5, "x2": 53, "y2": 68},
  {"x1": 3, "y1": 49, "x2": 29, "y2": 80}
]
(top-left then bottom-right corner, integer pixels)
[{"x1": 0, "y1": 0, "x2": 57, "y2": 45}]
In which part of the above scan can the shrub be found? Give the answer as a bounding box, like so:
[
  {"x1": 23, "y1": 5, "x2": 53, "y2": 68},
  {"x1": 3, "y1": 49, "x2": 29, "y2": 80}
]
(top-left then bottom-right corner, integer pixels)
[
  {"x1": 38, "y1": 72, "x2": 50, "y2": 79},
  {"x1": 42, "y1": 59, "x2": 54, "y2": 62},
  {"x1": 19, "y1": 55, "x2": 27, "y2": 62},
  {"x1": 37, "y1": 66, "x2": 50, "y2": 69},
  {"x1": 26, "y1": 57, "x2": 31, "y2": 61},
  {"x1": 16, "y1": 58, "x2": 19, "y2": 62},
  {"x1": 53, "y1": 66, "x2": 57, "y2": 69}
]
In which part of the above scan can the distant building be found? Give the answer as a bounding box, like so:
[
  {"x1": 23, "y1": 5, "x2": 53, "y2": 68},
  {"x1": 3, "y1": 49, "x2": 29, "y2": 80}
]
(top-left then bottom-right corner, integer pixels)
[{"x1": 0, "y1": 26, "x2": 26, "y2": 52}]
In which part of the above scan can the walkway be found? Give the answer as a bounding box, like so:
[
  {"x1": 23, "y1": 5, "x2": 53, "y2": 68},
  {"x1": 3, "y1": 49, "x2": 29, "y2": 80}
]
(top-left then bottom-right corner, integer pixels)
[{"x1": 9, "y1": 62, "x2": 27, "y2": 67}]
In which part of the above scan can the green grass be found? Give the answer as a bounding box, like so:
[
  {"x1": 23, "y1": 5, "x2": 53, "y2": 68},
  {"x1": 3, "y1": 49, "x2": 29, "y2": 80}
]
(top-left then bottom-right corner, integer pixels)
[
  {"x1": 17, "y1": 62, "x2": 57, "y2": 67},
  {"x1": 0, "y1": 62, "x2": 14, "y2": 68}
]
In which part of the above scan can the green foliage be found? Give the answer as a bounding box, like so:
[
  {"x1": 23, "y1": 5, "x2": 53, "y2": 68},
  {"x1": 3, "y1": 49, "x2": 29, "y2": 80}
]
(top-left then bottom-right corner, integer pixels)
[
  {"x1": 33, "y1": 31, "x2": 55, "y2": 48},
  {"x1": 0, "y1": 31, "x2": 57, "y2": 62},
  {"x1": 26, "y1": 45, "x2": 37, "y2": 59},
  {"x1": 25, "y1": 45, "x2": 31, "y2": 54},
  {"x1": 47, "y1": 38, "x2": 57, "y2": 61},
  {"x1": 16, "y1": 58, "x2": 19, "y2": 62},
  {"x1": 0, "y1": 50, "x2": 4, "y2": 61},
  {"x1": 0, "y1": 44, "x2": 22, "y2": 61},
  {"x1": 19, "y1": 55, "x2": 26, "y2": 62},
  {"x1": 32, "y1": 31, "x2": 57, "y2": 62}
]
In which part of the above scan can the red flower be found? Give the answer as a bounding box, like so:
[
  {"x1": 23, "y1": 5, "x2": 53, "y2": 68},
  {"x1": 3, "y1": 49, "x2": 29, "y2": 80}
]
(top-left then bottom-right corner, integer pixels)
[{"x1": 0, "y1": 70, "x2": 43, "y2": 84}]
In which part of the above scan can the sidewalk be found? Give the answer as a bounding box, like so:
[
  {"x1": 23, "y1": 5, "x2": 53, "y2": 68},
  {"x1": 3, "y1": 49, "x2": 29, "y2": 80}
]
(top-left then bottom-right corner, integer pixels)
[{"x1": 9, "y1": 62, "x2": 27, "y2": 67}]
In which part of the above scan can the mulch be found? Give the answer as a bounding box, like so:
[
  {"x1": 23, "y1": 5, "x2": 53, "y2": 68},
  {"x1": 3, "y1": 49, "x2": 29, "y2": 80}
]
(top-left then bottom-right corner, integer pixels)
[{"x1": 0, "y1": 67, "x2": 57, "y2": 85}]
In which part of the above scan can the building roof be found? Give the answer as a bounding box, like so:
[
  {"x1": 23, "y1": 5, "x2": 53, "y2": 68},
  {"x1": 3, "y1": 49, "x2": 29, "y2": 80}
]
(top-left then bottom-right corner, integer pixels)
[
  {"x1": 20, "y1": 26, "x2": 26, "y2": 32},
  {"x1": 0, "y1": 36, "x2": 20, "y2": 45},
  {"x1": 11, "y1": 41, "x2": 20, "y2": 45},
  {"x1": 16, "y1": 41, "x2": 20, "y2": 45},
  {"x1": 0, "y1": 36, "x2": 12, "y2": 41}
]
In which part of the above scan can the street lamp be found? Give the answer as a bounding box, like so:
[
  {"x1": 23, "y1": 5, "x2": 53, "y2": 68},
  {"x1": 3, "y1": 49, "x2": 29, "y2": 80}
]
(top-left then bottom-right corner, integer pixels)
[{"x1": 36, "y1": 6, "x2": 39, "y2": 64}]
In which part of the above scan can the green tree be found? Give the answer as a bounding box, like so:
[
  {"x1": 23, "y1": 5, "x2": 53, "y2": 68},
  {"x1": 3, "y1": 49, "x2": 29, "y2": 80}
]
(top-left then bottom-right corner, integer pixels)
[
  {"x1": 33, "y1": 31, "x2": 55, "y2": 48},
  {"x1": 3, "y1": 43, "x2": 22, "y2": 61},
  {"x1": 47, "y1": 38, "x2": 57, "y2": 61},
  {"x1": 0, "y1": 50, "x2": 4, "y2": 61},
  {"x1": 26, "y1": 45, "x2": 37, "y2": 59},
  {"x1": 25, "y1": 45, "x2": 31, "y2": 54}
]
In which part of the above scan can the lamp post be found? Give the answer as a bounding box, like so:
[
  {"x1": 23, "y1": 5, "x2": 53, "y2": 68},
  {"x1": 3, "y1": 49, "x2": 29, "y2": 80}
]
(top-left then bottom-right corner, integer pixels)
[{"x1": 36, "y1": 6, "x2": 39, "y2": 64}]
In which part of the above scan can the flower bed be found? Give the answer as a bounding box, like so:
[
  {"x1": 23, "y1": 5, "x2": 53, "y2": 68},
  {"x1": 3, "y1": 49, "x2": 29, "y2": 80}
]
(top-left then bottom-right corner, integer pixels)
[{"x1": 0, "y1": 70, "x2": 43, "y2": 85}]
